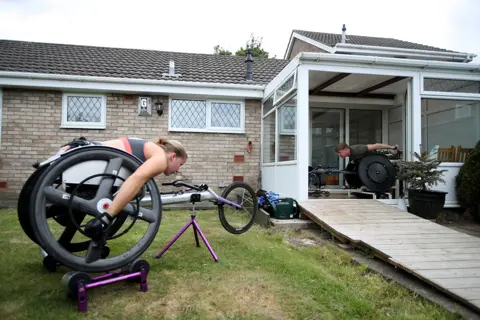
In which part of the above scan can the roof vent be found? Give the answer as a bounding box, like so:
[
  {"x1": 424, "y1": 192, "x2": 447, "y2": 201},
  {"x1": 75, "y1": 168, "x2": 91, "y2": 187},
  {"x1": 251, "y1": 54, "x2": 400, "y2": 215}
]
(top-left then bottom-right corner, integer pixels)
[
  {"x1": 162, "y1": 60, "x2": 181, "y2": 78},
  {"x1": 341, "y1": 24, "x2": 346, "y2": 43},
  {"x1": 245, "y1": 49, "x2": 254, "y2": 81}
]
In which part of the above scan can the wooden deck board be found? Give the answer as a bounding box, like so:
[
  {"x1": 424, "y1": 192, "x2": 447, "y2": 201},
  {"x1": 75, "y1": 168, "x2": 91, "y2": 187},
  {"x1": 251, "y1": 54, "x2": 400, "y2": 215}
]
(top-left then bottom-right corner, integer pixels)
[
  {"x1": 299, "y1": 199, "x2": 480, "y2": 313},
  {"x1": 416, "y1": 268, "x2": 480, "y2": 279}
]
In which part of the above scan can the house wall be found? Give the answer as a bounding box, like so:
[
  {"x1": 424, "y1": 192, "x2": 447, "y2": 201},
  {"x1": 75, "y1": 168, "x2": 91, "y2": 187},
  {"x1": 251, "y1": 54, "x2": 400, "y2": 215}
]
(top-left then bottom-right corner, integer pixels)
[
  {"x1": 0, "y1": 88, "x2": 262, "y2": 207},
  {"x1": 288, "y1": 39, "x2": 328, "y2": 60}
]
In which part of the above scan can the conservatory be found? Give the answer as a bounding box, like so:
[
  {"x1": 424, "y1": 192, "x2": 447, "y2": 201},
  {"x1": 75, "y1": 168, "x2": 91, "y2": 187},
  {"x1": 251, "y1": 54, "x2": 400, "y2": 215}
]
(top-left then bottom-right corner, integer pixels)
[{"x1": 260, "y1": 52, "x2": 480, "y2": 207}]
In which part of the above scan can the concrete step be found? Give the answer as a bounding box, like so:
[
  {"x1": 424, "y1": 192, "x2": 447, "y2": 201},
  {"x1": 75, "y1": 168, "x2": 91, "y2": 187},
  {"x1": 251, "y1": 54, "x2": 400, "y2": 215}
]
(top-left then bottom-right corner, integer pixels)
[{"x1": 255, "y1": 207, "x2": 320, "y2": 231}]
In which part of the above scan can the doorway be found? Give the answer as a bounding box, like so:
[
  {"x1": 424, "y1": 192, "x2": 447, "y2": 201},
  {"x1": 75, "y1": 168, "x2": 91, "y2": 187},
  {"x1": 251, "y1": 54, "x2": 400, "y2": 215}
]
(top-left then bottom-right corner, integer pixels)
[{"x1": 309, "y1": 108, "x2": 344, "y2": 187}]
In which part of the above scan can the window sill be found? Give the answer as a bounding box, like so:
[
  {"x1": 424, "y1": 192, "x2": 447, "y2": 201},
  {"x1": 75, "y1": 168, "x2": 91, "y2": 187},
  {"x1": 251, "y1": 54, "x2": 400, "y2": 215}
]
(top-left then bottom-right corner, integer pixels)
[
  {"x1": 168, "y1": 128, "x2": 245, "y2": 134},
  {"x1": 61, "y1": 123, "x2": 106, "y2": 130}
]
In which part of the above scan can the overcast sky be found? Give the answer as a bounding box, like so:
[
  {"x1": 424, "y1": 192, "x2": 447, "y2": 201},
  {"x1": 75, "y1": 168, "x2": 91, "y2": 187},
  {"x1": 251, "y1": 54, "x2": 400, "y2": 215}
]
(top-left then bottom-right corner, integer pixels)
[{"x1": 1, "y1": 0, "x2": 479, "y2": 62}]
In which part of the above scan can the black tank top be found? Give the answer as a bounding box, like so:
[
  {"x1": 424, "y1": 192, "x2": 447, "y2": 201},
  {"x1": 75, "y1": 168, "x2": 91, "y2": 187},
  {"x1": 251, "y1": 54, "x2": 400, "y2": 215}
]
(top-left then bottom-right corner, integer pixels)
[{"x1": 119, "y1": 137, "x2": 147, "y2": 162}]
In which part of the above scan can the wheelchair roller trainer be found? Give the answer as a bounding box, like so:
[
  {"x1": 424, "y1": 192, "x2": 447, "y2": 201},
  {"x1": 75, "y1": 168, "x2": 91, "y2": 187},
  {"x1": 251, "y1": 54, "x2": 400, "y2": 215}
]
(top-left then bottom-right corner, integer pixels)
[{"x1": 61, "y1": 259, "x2": 150, "y2": 312}]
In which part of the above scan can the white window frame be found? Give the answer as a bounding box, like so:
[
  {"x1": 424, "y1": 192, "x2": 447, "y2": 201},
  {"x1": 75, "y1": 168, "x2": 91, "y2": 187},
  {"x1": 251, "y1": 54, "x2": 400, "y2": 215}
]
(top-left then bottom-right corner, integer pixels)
[
  {"x1": 168, "y1": 97, "x2": 245, "y2": 133},
  {"x1": 61, "y1": 93, "x2": 107, "y2": 129}
]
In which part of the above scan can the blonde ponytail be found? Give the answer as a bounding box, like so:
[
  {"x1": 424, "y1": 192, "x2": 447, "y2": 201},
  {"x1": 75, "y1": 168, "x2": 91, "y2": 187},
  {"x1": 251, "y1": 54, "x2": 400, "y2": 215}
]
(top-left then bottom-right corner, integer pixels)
[{"x1": 156, "y1": 137, "x2": 188, "y2": 159}]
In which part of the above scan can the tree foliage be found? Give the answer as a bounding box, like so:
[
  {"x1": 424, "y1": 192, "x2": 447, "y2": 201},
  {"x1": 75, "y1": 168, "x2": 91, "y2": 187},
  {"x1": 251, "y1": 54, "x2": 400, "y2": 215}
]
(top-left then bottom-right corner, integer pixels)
[
  {"x1": 213, "y1": 45, "x2": 232, "y2": 56},
  {"x1": 213, "y1": 34, "x2": 273, "y2": 59},
  {"x1": 397, "y1": 149, "x2": 447, "y2": 191},
  {"x1": 455, "y1": 147, "x2": 480, "y2": 221}
]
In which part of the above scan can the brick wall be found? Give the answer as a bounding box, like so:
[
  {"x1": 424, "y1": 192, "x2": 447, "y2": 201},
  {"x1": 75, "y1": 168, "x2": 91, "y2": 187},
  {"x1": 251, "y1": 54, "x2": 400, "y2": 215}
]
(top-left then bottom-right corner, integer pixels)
[
  {"x1": 278, "y1": 134, "x2": 296, "y2": 161},
  {"x1": 0, "y1": 89, "x2": 262, "y2": 207},
  {"x1": 288, "y1": 38, "x2": 329, "y2": 60}
]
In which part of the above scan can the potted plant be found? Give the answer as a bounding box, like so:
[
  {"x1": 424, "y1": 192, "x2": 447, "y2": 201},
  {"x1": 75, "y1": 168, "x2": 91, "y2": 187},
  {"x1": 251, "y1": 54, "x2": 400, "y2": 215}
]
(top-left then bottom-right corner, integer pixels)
[{"x1": 397, "y1": 147, "x2": 448, "y2": 219}]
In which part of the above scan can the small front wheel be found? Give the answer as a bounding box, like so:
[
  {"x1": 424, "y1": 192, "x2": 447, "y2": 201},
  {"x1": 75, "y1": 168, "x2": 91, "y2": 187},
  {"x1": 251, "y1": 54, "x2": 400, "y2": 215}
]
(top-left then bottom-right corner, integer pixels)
[{"x1": 218, "y1": 182, "x2": 258, "y2": 234}]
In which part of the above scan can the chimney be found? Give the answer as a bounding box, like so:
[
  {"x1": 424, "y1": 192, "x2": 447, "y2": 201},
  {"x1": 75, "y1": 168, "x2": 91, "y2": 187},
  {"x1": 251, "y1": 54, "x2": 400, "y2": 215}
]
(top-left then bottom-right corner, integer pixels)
[
  {"x1": 169, "y1": 60, "x2": 175, "y2": 75},
  {"x1": 341, "y1": 24, "x2": 346, "y2": 43},
  {"x1": 245, "y1": 49, "x2": 253, "y2": 81},
  {"x1": 162, "y1": 60, "x2": 181, "y2": 78}
]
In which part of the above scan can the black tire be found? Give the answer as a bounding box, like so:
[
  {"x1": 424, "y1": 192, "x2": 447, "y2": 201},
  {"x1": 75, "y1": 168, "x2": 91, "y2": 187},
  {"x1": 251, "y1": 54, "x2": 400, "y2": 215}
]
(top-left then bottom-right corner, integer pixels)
[
  {"x1": 18, "y1": 165, "x2": 49, "y2": 245},
  {"x1": 357, "y1": 154, "x2": 396, "y2": 193},
  {"x1": 29, "y1": 146, "x2": 162, "y2": 273},
  {"x1": 308, "y1": 173, "x2": 320, "y2": 190},
  {"x1": 218, "y1": 181, "x2": 258, "y2": 234},
  {"x1": 18, "y1": 163, "x2": 102, "y2": 254}
]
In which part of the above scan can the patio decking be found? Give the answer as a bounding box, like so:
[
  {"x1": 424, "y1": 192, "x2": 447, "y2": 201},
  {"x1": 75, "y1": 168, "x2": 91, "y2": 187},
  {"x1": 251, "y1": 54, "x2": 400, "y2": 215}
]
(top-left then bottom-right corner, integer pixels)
[{"x1": 298, "y1": 199, "x2": 480, "y2": 313}]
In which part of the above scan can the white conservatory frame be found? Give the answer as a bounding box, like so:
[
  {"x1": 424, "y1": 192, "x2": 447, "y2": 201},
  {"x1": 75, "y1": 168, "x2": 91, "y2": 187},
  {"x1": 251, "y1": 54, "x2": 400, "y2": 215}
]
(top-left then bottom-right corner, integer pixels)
[{"x1": 261, "y1": 52, "x2": 480, "y2": 206}]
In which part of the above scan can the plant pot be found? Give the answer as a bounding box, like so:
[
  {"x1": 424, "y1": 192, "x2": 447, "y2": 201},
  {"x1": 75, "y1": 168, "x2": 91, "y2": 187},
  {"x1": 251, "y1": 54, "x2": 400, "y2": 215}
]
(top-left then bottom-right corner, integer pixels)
[{"x1": 407, "y1": 189, "x2": 448, "y2": 219}]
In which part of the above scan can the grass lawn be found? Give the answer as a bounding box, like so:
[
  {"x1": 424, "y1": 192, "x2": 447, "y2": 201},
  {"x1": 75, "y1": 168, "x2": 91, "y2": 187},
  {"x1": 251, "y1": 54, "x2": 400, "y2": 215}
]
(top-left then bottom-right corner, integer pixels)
[{"x1": 0, "y1": 207, "x2": 460, "y2": 320}]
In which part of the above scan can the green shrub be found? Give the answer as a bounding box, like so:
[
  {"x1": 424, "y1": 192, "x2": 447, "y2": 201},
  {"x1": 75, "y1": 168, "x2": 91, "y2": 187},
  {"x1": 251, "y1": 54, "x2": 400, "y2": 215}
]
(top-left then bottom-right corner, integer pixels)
[{"x1": 455, "y1": 147, "x2": 480, "y2": 222}]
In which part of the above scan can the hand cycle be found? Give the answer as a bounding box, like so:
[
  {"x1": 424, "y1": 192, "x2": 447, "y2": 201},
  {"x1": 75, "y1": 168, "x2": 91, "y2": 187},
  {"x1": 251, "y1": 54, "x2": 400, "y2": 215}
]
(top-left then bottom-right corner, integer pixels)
[{"x1": 141, "y1": 180, "x2": 258, "y2": 235}]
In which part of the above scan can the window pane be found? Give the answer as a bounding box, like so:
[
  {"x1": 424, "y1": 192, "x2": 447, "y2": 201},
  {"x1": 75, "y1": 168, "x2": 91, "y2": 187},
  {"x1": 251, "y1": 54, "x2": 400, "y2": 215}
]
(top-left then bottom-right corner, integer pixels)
[
  {"x1": 67, "y1": 96, "x2": 102, "y2": 122},
  {"x1": 349, "y1": 109, "x2": 382, "y2": 145},
  {"x1": 211, "y1": 102, "x2": 240, "y2": 128},
  {"x1": 274, "y1": 74, "x2": 295, "y2": 104},
  {"x1": 424, "y1": 78, "x2": 480, "y2": 94},
  {"x1": 262, "y1": 95, "x2": 274, "y2": 116},
  {"x1": 262, "y1": 111, "x2": 275, "y2": 163},
  {"x1": 281, "y1": 106, "x2": 296, "y2": 131},
  {"x1": 277, "y1": 96, "x2": 297, "y2": 162},
  {"x1": 171, "y1": 99, "x2": 206, "y2": 128},
  {"x1": 422, "y1": 99, "x2": 480, "y2": 161}
]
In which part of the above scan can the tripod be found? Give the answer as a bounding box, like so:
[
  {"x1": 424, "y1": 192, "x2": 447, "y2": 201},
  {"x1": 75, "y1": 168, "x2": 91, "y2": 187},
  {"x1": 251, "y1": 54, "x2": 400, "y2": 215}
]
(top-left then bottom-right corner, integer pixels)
[{"x1": 155, "y1": 193, "x2": 219, "y2": 262}]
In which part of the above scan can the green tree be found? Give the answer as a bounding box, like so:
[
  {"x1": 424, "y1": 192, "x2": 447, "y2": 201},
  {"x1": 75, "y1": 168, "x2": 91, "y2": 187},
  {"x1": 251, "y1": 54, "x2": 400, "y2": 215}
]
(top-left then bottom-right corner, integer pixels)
[
  {"x1": 235, "y1": 34, "x2": 271, "y2": 58},
  {"x1": 213, "y1": 45, "x2": 232, "y2": 56},
  {"x1": 213, "y1": 34, "x2": 273, "y2": 58}
]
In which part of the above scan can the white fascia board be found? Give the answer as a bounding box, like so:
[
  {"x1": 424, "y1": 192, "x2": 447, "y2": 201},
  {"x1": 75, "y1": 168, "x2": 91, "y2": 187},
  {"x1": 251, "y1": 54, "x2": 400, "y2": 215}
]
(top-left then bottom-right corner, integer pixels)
[
  {"x1": 334, "y1": 47, "x2": 472, "y2": 62},
  {"x1": 292, "y1": 32, "x2": 335, "y2": 53},
  {"x1": 0, "y1": 71, "x2": 265, "y2": 99},
  {"x1": 298, "y1": 52, "x2": 480, "y2": 74},
  {"x1": 284, "y1": 32, "x2": 296, "y2": 60},
  {"x1": 284, "y1": 32, "x2": 335, "y2": 59},
  {"x1": 334, "y1": 43, "x2": 476, "y2": 60}
]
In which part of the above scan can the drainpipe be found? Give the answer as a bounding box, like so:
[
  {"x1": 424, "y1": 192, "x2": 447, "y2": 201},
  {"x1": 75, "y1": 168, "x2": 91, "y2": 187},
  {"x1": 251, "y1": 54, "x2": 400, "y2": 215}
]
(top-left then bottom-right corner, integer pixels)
[{"x1": 245, "y1": 49, "x2": 254, "y2": 81}]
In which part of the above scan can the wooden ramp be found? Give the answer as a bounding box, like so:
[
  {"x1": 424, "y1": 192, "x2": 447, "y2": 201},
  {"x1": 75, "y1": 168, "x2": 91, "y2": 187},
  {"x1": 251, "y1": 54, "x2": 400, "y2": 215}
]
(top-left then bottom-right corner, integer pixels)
[{"x1": 299, "y1": 199, "x2": 480, "y2": 313}]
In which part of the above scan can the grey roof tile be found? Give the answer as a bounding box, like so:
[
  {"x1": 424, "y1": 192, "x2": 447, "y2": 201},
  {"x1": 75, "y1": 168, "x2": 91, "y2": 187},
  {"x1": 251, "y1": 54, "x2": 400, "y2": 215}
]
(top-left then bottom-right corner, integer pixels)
[
  {"x1": 0, "y1": 40, "x2": 289, "y2": 85},
  {"x1": 294, "y1": 30, "x2": 458, "y2": 53}
]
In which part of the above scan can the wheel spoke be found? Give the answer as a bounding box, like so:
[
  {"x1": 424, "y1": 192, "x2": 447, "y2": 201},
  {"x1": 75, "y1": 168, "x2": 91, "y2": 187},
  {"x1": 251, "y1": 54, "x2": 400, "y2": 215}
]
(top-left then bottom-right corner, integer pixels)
[
  {"x1": 44, "y1": 186, "x2": 97, "y2": 218},
  {"x1": 96, "y1": 157, "x2": 124, "y2": 199},
  {"x1": 58, "y1": 211, "x2": 87, "y2": 246},
  {"x1": 84, "y1": 239, "x2": 105, "y2": 264},
  {"x1": 123, "y1": 204, "x2": 157, "y2": 223}
]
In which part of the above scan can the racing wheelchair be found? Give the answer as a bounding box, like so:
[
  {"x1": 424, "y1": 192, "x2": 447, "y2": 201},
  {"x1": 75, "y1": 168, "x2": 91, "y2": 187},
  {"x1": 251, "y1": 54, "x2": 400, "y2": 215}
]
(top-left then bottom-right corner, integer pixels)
[
  {"x1": 18, "y1": 140, "x2": 258, "y2": 274},
  {"x1": 307, "y1": 150, "x2": 402, "y2": 199}
]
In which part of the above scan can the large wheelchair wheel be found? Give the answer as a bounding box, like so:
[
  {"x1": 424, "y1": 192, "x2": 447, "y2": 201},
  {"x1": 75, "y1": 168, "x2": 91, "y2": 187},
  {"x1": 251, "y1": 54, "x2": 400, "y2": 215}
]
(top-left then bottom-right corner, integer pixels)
[
  {"x1": 218, "y1": 182, "x2": 258, "y2": 234},
  {"x1": 29, "y1": 146, "x2": 162, "y2": 273},
  {"x1": 18, "y1": 165, "x2": 49, "y2": 245}
]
